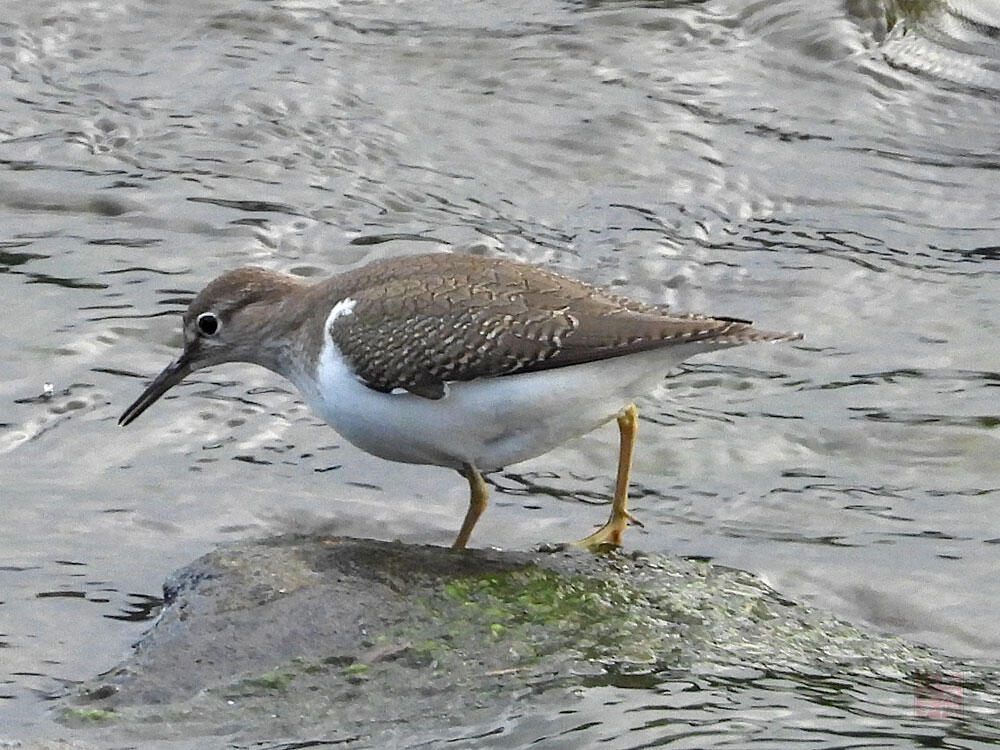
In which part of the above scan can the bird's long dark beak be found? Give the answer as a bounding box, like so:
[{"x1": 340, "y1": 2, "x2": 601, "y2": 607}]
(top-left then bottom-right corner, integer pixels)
[{"x1": 119, "y1": 352, "x2": 195, "y2": 426}]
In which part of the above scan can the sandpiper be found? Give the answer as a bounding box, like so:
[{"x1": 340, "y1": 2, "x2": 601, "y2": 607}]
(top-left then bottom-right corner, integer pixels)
[{"x1": 120, "y1": 252, "x2": 800, "y2": 550}]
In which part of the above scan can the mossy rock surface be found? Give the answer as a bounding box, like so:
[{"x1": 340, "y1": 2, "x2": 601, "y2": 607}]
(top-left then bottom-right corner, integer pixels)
[{"x1": 57, "y1": 534, "x2": 973, "y2": 747}]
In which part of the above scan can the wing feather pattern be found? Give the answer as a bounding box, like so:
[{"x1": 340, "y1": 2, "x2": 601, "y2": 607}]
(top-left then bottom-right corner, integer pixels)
[{"x1": 324, "y1": 253, "x2": 797, "y2": 399}]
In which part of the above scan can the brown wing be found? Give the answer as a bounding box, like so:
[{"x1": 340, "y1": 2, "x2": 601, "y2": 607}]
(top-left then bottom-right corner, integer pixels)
[{"x1": 326, "y1": 253, "x2": 796, "y2": 399}]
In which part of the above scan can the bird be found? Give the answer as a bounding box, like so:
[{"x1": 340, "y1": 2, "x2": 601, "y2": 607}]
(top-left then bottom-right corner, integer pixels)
[{"x1": 119, "y1": 251, "x2": 801, "y2": 550}]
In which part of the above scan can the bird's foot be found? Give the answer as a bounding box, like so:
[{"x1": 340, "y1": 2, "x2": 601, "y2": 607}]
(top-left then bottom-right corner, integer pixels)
[{"x1": 571, "y1": 509, "x2": 643, "y2": 553}]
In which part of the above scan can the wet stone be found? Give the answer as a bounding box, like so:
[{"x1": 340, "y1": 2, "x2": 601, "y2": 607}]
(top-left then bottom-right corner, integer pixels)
[{"x1": 58, "y1": 534, "x2": 948, "y2": 746}]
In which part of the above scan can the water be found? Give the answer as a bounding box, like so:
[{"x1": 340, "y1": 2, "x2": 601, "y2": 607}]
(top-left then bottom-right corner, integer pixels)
[{"x1": 1, "y1": 0, "x2": 999, "y2": 744}]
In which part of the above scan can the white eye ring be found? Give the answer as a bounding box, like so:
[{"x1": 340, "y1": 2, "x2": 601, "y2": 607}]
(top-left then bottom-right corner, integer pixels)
[{"x1": 196, "y1": 312, "x2": 221, "y2": 336}]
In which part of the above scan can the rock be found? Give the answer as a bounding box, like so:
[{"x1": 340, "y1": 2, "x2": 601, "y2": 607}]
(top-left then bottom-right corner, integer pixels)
[{"x1": 58, "y1": 534, "x2": 946, "y2": 746}]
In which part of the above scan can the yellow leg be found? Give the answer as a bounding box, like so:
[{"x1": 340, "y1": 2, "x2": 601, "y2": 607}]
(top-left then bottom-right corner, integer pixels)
[
  {"x1": 452, "y1": 465, "x2": 489, "y2": 549},
  {"x1": 573, "y1": 403, "x2": 643, "y2": 552}
]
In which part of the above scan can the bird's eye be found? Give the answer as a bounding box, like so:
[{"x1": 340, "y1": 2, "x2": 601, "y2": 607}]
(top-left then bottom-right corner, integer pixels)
[{"x1": 196, "y1": 312, "x2": 220, "y2": 336}]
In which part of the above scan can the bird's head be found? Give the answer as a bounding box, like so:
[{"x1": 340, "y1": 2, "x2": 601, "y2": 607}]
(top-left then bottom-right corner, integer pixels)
[{"x1": 119, "y1": 267, "x2": 302, "y2": 426}]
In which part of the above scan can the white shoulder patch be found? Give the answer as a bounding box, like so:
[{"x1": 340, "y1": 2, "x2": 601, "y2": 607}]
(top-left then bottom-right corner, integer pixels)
[{"x1": 327, "y1": 297, "x2": 357, "y2": 328}]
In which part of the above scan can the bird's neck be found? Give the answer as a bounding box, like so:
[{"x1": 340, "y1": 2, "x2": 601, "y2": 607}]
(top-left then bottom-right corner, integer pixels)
[{"x1": 248, "y1": 277, "x2": 346, "y2": 387}]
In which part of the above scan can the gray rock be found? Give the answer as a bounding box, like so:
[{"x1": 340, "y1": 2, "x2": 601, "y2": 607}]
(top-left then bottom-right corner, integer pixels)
[{"x1": 58, "y1": 534, "x2": 948, "y2": 747}]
